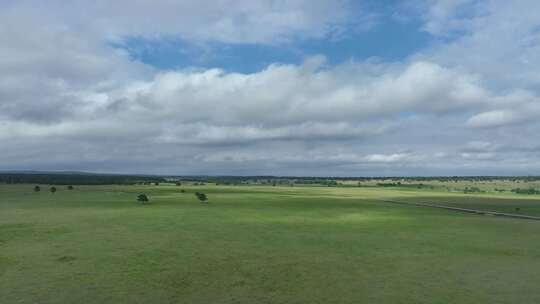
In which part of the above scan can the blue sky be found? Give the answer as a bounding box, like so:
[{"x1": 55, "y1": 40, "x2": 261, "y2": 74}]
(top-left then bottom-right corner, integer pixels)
[
  {"x1": 1, "y1": 0, "x2": 540, "y2": 176},
  {"x1": 118, "y1": 3, "x2": 432, "y2": 73}
]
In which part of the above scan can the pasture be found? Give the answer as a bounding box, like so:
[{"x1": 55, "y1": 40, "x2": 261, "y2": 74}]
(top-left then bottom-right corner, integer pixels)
[{"x1": 1, "y1": 183, "x2": 540, "y2": 303}]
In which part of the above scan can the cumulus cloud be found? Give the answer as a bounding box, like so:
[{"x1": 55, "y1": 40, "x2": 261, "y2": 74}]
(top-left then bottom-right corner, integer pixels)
[
  {"x1": 104, "y1": 60, "x2": 488, "y2": 126},
  {"x1": 420, "y1": 0, "x2": 479, "y2": 36},
  {"x1": 465, "y1": 94, "x2": 540, "y2": 128},
  {"x1": 466, "y1": 110, "x2": 521, "y2": 128},
  {"x1": 363, "y1": 153, "x2": 414, "y2": 163},
  {"x1": 5, "y1": 0, "x2": 356, "y2": 45},
  {"x1": 421, "y1": 0, "x2": 540, "y2": 90},
  {"x1": 460, "y1": 152, "x2": 497, "y2": 161},
  {"x1": 0, "y1": 58, "x2": 490, "y2": 143},
  {"x1": 416, "y1": 0, "x2": 540, "y2": 131}
]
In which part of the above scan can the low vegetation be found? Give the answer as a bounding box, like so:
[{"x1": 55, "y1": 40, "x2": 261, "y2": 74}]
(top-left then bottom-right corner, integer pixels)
[
  {"x1": 195, "y1": 192, "x2": 208, "y2": 203},
  {"x1": 137, "y1": 194, "x2": 149, "y2": 204},
  {"x1": 511, "y1": 188, "x2": 540, "y2": 195}
]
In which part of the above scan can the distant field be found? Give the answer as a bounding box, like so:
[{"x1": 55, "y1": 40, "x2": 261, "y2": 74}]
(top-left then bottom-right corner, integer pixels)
[
  {"x1": 339, "y1": 178, "x2": 540, "y2": 192},
  {"x1": 2, "y1": 184, "x2": 540, "y2": 303}
]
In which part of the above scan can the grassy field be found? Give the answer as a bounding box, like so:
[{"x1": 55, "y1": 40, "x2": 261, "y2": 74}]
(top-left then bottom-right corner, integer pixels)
[{"x1": 2, "y1": 184, "x2": 540, "y2": 303}]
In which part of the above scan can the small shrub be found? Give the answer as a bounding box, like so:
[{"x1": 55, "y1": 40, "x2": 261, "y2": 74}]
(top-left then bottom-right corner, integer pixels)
[
  {"x1": 50, "y1": 187, "x2": 57, "y2": 193},
  {"x1": 67, "y1": 185, "x2": 74, "y2": 190},
  {"x1": 137, "y1": 194, "x2": 149, "y2": 204},
  {"x1": 195, "y1": 192, "x2": 208, "y2": 203},
  {"x1": 34, "y1": 185, "x2": 41, "y2": 192}
]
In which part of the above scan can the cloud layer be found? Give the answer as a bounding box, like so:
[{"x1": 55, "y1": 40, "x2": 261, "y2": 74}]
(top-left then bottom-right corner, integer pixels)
[{"x1": 1, "y1": 0, "x2": 540, "y2": 175}]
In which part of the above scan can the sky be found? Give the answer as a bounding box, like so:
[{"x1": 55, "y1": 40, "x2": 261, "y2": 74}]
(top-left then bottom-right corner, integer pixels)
[{"x1": 1, "y1": 0, "x2": 540, "y2": 176}]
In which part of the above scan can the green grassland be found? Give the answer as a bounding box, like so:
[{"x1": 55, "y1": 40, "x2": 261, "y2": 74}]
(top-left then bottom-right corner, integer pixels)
[{"x1": 2, "y1": 183, "x2": 540, "y2": 303}]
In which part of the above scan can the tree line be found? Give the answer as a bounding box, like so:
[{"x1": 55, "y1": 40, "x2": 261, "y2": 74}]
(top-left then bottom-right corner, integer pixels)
[{"x1": 0, "y1": 173, "x2": 165, "y2": 185}]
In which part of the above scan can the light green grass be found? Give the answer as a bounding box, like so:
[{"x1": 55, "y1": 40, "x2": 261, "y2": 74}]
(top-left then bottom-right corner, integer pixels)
[{"x1": 1, "y1": 184, "x2": 540, "y2": 303}]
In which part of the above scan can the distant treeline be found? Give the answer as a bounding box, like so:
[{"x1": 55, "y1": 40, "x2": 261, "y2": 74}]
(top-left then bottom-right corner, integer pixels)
[
  {"x1": 2, "y1": 172, "x2": 540, "y2": 186},
  {"x1": 0, "y1": 173, "x2": 165, "y2": 185},
  {"x1": 167, "y1": 175, "x2": 540, "y2": 183},
  {"x1": 168, "y1": 175, "x2": 540, "y2": 186},
  {"x1": 376, "y1": 182, "x2": 434, "y2": 189}
]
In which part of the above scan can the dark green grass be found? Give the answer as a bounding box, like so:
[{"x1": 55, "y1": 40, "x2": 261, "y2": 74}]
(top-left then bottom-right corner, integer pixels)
[{"x1": 1, "y1": 184, "x2": 540, "y2": 303}]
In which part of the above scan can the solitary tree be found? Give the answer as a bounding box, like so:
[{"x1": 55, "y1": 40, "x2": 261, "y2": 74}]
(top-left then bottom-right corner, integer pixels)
[
  {"x1": 195, "y1": 192, "x2": 208, "y2": 203},
  {"x1": 34, "y1": 185, "x2": 41, "y2": 192},
  {"x1": 176, "y1": 182, "x2": 182, "y2": 186},
  {"x1": 180, "y1": 189, "x2": 185, "y2": 193},
  {"x1": 137, "y1": 194, "x2": 149, "y2": 204},
  {"x1": 50, "y1": 186, "x2": 57, "y2": 194},
  {"x1": 67, "y1": 185, "x2": 74, "y2": 190}
]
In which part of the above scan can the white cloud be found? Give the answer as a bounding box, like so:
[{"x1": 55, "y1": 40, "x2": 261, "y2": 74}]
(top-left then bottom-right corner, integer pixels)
[
  {"x1": 421, "y1": 0, "x2": 540, "y2": 90},
  {"x1": 101, "y1": 60, "x2": 488, "y2": 128},
  {"x1": 420, "y1": 0, "x2": 479, "y2": 36},
  {"x1": 363, "y1": 153, "x2": 412, "y2": 163},
  {"x1": 416, "y1": 0, "x2": 540, "y2": 131},
  {"x1": 1, "y1": 57, "x2": 488, "y2": 142},
  {"x1": 465, "y1": 94, "x2": 540, "y2": 128},
  {"x1": 466, "y1": 110, "x2": 520, "y2": 128},
  {"x1": 4, "y1": 0, "x2": 356, "y2": 45},
  {"x1": 460, "y1": 152, "x2": 497, "y2": 161}
]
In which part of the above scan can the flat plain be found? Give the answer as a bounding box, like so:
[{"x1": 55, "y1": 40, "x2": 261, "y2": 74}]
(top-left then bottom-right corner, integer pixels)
[{"x1": 1, "y1": 183, "x2": 540, "y2": 303}]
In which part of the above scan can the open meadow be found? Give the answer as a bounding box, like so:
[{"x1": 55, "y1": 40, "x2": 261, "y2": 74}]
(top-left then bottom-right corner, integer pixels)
[{"x1": 2, "y1": 183, "x2": 540, "y2": 303}]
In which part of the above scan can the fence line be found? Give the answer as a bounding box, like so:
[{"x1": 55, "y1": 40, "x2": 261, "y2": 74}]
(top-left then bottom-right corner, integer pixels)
[{"x1": 377, "y1": 199, "x2": 540, "y2": 221}]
